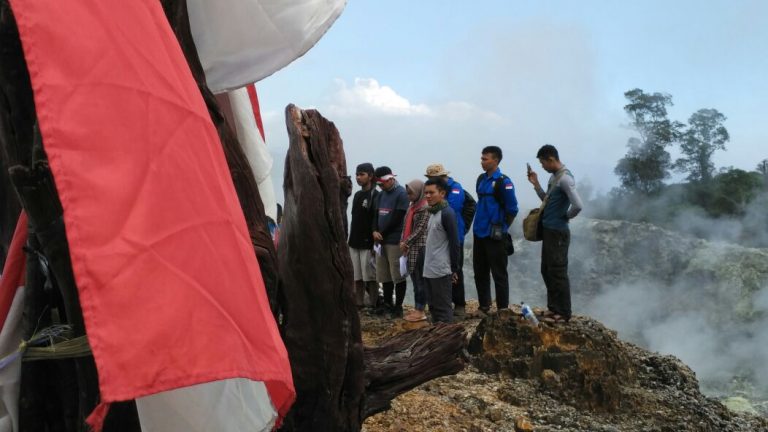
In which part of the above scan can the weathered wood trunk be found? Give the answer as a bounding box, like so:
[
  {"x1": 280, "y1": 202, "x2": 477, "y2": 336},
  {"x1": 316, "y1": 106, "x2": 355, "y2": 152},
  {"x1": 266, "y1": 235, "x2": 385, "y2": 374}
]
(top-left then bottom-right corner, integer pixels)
[
  {"x1": 0, "y1": 1, "x2": 30, "y2": 267},
  {"x1": 363, "y1": 323, "x2": 466, "y2": 417},
  {"x1": 279, "y1": 104, "x2": 466, "y2": 431},
  {"x1": 279, "y1": 104, "x2": 365, "y2": 431}
]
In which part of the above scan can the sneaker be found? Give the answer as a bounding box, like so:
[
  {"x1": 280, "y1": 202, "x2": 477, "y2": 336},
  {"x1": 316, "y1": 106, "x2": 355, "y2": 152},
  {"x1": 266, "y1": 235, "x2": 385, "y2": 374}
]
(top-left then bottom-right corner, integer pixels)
[{"x1": 453, "y1": 305, "x2": 466, "y2": 318}]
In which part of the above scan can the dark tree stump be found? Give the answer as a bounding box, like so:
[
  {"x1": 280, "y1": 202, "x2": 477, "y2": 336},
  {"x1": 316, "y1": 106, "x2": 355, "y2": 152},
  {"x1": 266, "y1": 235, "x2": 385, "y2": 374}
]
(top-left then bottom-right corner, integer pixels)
[
  {"x1": 0, "y1": 0, "x2": 32, "y2": 267},
  {"x1": 279, "y1": 104, "x2": 466, "y2": 431},
  {"x1": 279, "y1": 104, "x2": 364, "y2": 431}
]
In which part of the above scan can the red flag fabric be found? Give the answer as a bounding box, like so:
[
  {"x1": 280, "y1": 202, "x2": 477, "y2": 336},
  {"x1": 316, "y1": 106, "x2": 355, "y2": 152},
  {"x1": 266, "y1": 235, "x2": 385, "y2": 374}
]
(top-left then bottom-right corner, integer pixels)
[
  {"x1": 8, "y1": 0, "x2": 294, "y2": 426},
  {"x1": 0, "y1": 212, "x2": 27, "y2": 330},
  {"x1": 246, "y1": 84, "x2": 266, "y2": 141}
]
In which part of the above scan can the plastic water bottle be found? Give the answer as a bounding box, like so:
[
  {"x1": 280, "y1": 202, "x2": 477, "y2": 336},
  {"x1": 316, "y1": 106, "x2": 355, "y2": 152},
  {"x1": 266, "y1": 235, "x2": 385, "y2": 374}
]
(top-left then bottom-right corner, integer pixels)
[{"x1": 521, "y1": 303, "x2": 539, "y2": 327}]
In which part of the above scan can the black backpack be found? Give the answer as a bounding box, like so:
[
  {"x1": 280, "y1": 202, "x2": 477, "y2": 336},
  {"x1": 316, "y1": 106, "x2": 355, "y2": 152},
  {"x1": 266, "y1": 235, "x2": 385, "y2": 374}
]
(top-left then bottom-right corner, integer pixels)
[
  {"x1": 461, "y1": 190, "x2": 476, "y2": 232},
  {"x1": 476, "y1": 173, "x2": 509, "y2": 208}
]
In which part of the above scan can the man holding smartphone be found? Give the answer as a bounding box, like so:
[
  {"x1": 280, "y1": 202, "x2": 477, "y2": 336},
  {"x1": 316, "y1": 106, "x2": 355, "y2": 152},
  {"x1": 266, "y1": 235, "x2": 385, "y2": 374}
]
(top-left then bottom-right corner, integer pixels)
[
  {"x1": 473, "y1": 146, "x2": 519, "y2": 315},
  {"x1": 527, "y1": 144, "x2": 583, "y2": 323}
]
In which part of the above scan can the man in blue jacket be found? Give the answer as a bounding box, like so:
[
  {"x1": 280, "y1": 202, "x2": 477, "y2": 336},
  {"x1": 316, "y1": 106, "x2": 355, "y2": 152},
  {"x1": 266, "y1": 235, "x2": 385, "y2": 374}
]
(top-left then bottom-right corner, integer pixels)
[
  {"x1": 473, "y1": 146, "x2": 518, "y2": 315},
  {"x1": 425, "y1": 163, "x2": 475, "y2": 318}
]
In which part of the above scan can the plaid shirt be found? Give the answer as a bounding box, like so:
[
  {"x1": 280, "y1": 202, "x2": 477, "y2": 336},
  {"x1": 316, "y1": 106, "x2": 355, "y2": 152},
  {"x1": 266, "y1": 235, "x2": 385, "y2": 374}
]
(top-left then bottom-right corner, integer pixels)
[{"x1": 401, "y1": 205, "x2": 429, "y2": 274}]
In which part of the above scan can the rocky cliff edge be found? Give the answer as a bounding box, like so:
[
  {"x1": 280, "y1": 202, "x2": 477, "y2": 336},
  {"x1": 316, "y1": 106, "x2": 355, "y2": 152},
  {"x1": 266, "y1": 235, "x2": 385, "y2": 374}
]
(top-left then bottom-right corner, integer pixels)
[{"x1": 362, "y1": 304, "x2": 768, "y2": 432}]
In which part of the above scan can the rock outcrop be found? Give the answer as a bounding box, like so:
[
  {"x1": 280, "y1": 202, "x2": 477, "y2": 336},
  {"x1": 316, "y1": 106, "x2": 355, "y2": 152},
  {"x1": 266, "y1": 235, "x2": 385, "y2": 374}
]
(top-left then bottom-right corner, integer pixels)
[
  {"x1": 362, "y1": 303, "x2": 768, "y2": 432},
  {"x1": 469, "y1": 310, "x2": 632, "y2": 413}
]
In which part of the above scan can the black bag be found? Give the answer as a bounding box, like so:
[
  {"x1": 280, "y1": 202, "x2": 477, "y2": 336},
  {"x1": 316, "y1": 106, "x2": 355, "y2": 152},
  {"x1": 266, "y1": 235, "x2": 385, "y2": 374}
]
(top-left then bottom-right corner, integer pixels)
[
  {"x1": 461, "y1": 190, "x2": 477, "y2": 233},
  {"x1": 504, "y1": 233, "x2": 514, "y2": 256}
]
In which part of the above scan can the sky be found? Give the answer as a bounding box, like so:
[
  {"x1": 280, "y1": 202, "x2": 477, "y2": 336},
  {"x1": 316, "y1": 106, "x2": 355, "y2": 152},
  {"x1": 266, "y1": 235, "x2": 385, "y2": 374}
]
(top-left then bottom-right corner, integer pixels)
[{"x1": 256, "y1": 0, "x2": 768, "y2": 209}]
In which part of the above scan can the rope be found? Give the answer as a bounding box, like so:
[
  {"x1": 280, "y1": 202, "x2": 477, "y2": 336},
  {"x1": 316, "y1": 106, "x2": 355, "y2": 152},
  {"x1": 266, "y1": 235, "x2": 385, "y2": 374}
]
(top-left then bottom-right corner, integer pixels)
[
  {"x1": 0, "y1": 324, "x2": 92, "y2": 370},
  {"x1": 24, "y1": 335, "x2": 91, "y2": 361}
]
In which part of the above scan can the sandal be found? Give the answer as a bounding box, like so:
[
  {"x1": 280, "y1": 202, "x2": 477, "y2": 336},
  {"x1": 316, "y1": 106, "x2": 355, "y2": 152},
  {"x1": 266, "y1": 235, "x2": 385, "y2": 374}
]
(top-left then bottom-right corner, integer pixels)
[
  {"x1": 540, "y1": 310, "x2": 556, "y2": 318},
  {"x1": 542, "y1": 314, "x2": 568, "y2": 324},
  {"x1": 404, "y1": 310, "x2": 427, "y2": 322}
]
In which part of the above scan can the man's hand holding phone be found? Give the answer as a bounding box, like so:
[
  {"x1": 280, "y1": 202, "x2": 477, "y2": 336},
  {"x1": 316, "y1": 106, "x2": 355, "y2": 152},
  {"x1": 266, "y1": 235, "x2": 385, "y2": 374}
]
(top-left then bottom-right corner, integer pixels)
[{"x1": 526, "y1": 162, "x2": 539, "y2": 186}]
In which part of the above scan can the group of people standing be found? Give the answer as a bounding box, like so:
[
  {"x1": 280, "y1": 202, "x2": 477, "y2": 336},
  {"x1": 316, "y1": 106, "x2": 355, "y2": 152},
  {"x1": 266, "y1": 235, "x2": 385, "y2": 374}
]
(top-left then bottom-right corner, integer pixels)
[{"x1": 347, "y1": 145, "x2": 583, "y2": 324}]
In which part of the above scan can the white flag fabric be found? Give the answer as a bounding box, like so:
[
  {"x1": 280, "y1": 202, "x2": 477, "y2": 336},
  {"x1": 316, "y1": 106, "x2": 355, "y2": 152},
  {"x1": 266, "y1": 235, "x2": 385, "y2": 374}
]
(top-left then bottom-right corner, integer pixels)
[
  {"x1": 227, "y1": 87, "x2": 278, "y2": 222},
  {"x1": 187, "y1": 0, "x2": 347, "y2": 93},
  {"x1": 136, "y1": 378, "x2": 277, "y2": 432},
  {"x1": 0, "y1": 287, "x2": 24, "y2": 432}
]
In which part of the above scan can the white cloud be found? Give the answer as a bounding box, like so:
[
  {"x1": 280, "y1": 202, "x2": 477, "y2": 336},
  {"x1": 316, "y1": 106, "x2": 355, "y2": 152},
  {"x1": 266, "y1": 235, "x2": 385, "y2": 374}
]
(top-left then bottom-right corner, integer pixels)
[
  {"x1": 326, "y1": 78, "x2": 502, "y2": 122},
  {"x1": 329, "y1": 78, "x2": 430, "y2": 116}
]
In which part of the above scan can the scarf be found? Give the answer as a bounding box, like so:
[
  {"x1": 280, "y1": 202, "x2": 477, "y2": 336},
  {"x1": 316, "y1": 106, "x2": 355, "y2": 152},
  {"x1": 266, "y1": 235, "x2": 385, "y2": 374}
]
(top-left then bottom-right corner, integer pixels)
[
  {"x1": 428, "y1": 200, "x2": 448, "y2": 214},
  {"x1": 403, "y1": 180, "x2": 427, "y2": 240}
]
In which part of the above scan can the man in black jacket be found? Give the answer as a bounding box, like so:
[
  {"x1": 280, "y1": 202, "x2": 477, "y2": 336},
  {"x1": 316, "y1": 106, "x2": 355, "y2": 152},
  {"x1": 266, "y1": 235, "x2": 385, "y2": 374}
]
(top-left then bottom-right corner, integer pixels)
[{"x1": 348, "y1": 163, "x2": 379, "y2": 308}]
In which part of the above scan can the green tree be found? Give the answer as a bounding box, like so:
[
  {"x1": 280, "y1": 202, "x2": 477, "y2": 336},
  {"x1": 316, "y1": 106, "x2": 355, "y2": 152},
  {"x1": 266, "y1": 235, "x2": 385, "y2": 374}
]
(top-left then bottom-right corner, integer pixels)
[
  {"x1": 757, "y1": 159, "x2": 768, "y2": 175},
  {"x1": 705, "y1": 168, "x2": 763, "y2": 216},
  {"x1": 614, "y1": 89, "x2": 681, "y2": 194},
  {"x1": 674, "y1": 109, "x2": 729, "y2": 182},
  {"x1": 757, "y1": 159, "x2": 768, "y2": 188}
]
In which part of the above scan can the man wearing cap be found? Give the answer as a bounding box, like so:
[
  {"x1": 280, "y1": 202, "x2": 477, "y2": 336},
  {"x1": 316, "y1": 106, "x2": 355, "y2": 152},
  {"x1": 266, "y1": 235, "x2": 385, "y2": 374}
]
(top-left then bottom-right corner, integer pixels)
[
  {"x1": 474, "y1": 146, "x2": 519, "y2": 315},
  {"x1": 425, "y1": 163, "x2": 475, "y2": 318},
  {"x1": 348, "y1": 163, "x2": 380, "y2": 309},
  {"x1": 372, "y1": 166, "x2": 410, "y2": 317}
]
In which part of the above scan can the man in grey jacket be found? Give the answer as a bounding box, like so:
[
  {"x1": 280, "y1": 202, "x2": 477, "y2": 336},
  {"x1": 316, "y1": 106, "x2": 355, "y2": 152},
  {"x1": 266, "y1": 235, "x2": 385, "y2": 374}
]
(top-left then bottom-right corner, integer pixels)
[
  {"x1": 526, "y1": 144, "x2": 583, "y2": 323},
  {"x1": 422, "y1": 178, "x2": 461, "y2": 323}
]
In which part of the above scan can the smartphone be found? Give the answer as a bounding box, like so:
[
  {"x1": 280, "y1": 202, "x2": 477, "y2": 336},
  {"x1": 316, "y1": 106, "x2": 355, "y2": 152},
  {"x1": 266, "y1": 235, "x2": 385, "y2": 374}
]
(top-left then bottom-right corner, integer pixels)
[{"x1": 526, "y1": 163, "x2": 532, "y2": 174}]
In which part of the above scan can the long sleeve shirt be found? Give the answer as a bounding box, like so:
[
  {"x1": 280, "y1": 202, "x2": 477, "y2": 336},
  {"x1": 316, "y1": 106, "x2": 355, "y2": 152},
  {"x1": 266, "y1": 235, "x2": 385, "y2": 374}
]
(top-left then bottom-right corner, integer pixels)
[
  {"x1": 373, "y1": 182, "x2": 409, "y2": 244},
  {"x1": 423, "y1": 206, "x2": 460, "y2": 279},
  {"x1": 535, "y1": 166, "x2": 583, "y2": 230}
]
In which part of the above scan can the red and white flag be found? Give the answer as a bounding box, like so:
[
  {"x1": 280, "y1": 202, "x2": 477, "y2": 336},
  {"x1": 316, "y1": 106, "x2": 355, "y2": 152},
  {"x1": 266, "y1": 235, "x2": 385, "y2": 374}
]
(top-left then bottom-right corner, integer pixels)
[
  {"x1": 8, "y1": 1, "x2": 295, "y2": 431},
  {"x1": 218, "y1": 85, "x2": 279, "y2": 222}
]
